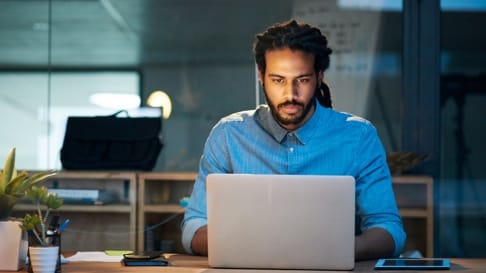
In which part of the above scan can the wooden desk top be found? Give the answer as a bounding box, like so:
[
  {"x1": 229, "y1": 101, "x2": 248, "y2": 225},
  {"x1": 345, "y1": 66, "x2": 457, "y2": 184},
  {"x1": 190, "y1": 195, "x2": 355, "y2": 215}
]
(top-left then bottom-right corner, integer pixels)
[
  {"x1": 62, "y1": 254, "x2": 486, "y2": 273},
  {"x1": 5, "y1": 255, "x2": 486, "y2": 273}
]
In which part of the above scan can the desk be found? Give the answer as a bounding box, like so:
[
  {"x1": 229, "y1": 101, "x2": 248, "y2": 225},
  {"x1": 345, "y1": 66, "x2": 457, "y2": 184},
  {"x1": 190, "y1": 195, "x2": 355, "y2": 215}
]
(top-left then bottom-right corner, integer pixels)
[{"x1": 4, "y1": 255, "x2": 486, "y2": 273}]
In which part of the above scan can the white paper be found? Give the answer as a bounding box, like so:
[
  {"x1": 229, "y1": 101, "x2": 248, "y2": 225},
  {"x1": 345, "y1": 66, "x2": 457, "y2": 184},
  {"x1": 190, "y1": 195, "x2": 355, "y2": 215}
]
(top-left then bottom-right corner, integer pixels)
[{"x1": 66, "y1": 251, "x2": 123, "y2": 262}]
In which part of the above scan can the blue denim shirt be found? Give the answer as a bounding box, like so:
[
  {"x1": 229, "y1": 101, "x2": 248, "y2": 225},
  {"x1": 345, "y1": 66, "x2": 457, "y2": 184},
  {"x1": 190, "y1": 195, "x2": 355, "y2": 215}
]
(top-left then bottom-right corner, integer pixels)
[{"x1": 182, "y1": 101, "x2": 406, "y2": 256}]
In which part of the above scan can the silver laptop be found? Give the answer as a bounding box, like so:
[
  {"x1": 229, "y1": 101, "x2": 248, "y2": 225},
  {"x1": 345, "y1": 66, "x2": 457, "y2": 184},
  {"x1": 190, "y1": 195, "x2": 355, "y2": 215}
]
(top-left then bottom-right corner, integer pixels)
[{"x1": 206, "y1": 173, "x2": 355, "y2": 270}]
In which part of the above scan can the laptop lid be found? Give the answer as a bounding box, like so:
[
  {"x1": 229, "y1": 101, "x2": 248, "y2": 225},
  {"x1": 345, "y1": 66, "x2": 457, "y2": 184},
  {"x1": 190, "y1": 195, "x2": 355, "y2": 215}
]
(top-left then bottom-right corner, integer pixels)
[{"x1": 206, "y1": 173, "x2": 355, "y2": 270}]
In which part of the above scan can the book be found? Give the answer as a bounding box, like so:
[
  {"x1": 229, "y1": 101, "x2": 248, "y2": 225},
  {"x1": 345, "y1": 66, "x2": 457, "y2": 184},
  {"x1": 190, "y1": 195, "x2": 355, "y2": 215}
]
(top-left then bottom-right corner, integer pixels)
[{"x1": 48, "y1": 189, "x2": 115, "y2": 205}]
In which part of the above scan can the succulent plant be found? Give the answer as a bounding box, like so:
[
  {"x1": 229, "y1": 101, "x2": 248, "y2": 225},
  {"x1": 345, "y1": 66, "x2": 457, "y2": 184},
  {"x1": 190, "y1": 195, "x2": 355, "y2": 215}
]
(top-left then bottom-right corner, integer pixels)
[
  {"x1": 0, "y1": 148, "x2": 56, "y2": 220},
  {"x1": 19, "y1": 186, "x2": 63, "y2": 246}
]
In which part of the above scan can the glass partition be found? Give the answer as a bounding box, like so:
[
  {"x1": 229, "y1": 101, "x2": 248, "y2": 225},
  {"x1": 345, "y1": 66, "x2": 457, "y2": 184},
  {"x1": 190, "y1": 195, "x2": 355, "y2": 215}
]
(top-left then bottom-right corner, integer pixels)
[
  {"x1": 0, "y1": 0, "x2": 404, "y2": 171},
  {"x1": 141, "y1": 0, "x2": 404, "y2": 171},
  {"x1": 439, "y1": 0, "x2": 486, "y2": 257},
  {"x1": 0, "y1": 0, "x2": 50, "y2": 168}
]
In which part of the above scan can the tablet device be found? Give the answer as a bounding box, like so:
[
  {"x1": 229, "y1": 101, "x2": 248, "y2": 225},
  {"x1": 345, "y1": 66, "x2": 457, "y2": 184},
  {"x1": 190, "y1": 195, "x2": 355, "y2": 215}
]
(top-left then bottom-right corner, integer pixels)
[{"x1": 375, "y1": 258, "x2": 450, "y2": 270}]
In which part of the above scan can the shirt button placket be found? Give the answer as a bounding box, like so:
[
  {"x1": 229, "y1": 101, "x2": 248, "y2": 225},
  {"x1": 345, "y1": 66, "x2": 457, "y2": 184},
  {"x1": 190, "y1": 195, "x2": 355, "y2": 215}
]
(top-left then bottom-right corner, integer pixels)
[{"x1": 287, "y1": 133, "x2": 297, "y2": 173}]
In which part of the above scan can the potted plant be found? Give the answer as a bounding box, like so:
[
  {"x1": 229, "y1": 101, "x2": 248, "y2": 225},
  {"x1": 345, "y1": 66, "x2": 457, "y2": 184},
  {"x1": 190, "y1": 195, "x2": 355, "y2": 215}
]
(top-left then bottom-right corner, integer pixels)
[
  {"x1": 0, "y1": 147, "x2": 56, "y2": 271},
  {"x1": 0, "y1": 148, "x2": 56, "y2": 220},
  {"x1": 20, "y1": 186, "x2": 63, "y2": 273}
]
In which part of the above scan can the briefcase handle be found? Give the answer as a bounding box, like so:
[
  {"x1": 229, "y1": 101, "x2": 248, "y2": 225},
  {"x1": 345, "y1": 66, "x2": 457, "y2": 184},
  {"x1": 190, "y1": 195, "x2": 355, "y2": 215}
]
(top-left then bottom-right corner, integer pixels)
[{"x1": 109, "y1": 110, "x2": 129, "y2": 117}]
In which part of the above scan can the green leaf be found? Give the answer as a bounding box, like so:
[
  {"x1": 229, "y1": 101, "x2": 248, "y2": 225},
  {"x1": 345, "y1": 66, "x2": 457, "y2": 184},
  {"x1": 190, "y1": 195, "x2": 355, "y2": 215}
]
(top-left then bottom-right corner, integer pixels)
[
  {"x1": 45, "y1": 194, "x2": 63, "y2": 209},
  {"x1": 19, "y1": 172, "x2": 56, "y2": 193},
  {"x1": 19, "y1": 213, "x2": 41, "y2": 231},
  {"x1": 4, "y1": 171, "x2": 28, "y2": 197},
  {"x1": 0, "y1": 148, "x2": 16, "y2": 194},
  {"x1": 25, "y1": 186, "x2": 49, "y2": 203},
  {"x1": 25, "y1": 186, "x2": 63, "y2": 209}
]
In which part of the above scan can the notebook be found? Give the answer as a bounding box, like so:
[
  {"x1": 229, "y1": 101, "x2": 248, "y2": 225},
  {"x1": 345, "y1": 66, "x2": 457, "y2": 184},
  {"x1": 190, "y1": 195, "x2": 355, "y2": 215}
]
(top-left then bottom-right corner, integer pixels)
[{"x1": 206, "y1": 173, "x2": 356, "y2": 270}]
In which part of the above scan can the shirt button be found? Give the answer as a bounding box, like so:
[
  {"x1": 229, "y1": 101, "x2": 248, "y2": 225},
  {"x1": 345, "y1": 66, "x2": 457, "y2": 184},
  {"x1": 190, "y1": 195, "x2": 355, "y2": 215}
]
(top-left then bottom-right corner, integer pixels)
[{"x1": 289, "y1": 147, "x2": 294, "y2": 152}]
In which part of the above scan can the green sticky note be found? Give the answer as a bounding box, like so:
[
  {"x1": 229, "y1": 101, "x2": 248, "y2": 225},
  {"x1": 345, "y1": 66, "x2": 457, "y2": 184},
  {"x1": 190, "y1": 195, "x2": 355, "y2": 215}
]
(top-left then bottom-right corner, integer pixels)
[{"x1": 105, "y1": 250, "x2": 132, "y2": 256}]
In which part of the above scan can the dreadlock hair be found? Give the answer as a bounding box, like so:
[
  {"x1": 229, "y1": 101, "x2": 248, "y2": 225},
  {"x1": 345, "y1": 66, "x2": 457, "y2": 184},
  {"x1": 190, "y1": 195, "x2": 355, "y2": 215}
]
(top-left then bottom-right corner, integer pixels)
[{"x1": 253, "y1": 19, "x2": 333, "y2": 108}]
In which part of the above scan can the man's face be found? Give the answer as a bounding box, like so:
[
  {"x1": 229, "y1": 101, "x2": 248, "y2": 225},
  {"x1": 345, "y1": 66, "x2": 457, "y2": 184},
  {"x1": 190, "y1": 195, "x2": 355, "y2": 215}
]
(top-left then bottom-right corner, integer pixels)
[{"x1": 259, "y1": 48, "x2": 322, "y2": 131}]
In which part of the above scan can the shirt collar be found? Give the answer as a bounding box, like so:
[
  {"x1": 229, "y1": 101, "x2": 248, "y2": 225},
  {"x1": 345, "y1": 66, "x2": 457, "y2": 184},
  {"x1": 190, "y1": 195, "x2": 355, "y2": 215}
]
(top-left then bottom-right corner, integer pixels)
[{"x1": 254, "y1": 100, "x2": 330, "y2": 144}]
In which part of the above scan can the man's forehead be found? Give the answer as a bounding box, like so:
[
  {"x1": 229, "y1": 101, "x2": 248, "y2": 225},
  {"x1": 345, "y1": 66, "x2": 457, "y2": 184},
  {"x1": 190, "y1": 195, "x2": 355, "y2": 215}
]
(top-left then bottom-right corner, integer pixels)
[
  {"x1": 267, "y1": 72, "x2": 315, "y2": 78},
  {"x1": 265, "y1": 49, "x2": 314, "y2": 71}
]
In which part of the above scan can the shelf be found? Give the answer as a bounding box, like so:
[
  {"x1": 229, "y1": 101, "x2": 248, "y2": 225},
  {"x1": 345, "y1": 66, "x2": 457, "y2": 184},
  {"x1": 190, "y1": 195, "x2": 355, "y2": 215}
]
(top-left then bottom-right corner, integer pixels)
[
  {"x1": 392, "y1": 175, "x2": 434, "y2": 257},
  {"x1": 399, "y1": 209, "x2": 430, "y2": 218},
  {"x1": 137, "y1": 172, "x2": 197, "y2": 252},
  {"x1": 137, "y1": 172, "x2": 198, "y2": 181},
  {"x1": 142, "y1": 205, "x2": 185, "y2": 213},
  {"x1": 14, "y1": 204, "x2": 132, "y2": 213},
  {"x1": 13, "y1": 171, "x2": 138, "y2": 252},
  {"x1": 14, "y1": 171, "x2": 434, "y2": 256},
  {"x1": 50, "y1": 171, "x2": 137, "y2": 180}
]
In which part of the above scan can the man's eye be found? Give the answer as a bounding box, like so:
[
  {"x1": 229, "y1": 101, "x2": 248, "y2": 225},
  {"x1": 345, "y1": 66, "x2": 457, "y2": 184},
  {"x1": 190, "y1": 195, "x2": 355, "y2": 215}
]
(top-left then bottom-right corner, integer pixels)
[
  {"x1": 298, "y1": 78, "x2": 310, "y2": 84},
  {"x1": 272, "y1": 78, "x2": 284, "y2": 84}
]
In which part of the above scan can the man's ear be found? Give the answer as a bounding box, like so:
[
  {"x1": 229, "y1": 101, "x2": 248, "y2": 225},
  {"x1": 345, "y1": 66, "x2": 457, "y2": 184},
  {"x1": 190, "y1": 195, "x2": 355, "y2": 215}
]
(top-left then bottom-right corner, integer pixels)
[
  {"x1": 258, "y1": 69, "x2": 264, "y2": 86},
  {"x1": 317, "y1": 71, "x2": 324, "y2": 84}
]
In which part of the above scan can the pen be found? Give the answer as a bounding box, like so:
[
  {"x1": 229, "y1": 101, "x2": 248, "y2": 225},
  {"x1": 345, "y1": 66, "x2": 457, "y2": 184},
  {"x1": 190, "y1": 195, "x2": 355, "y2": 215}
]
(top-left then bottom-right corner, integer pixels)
[{"x1": 58, "y1": 219, "x2": 70, "y2": 233}]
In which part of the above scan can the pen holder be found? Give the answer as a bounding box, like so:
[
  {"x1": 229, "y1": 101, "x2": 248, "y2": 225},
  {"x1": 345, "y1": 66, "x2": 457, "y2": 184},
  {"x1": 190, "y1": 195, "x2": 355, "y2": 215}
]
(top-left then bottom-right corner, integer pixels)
[{"x1": 27, "y1": 233, "x2": 61, "y2": 273}]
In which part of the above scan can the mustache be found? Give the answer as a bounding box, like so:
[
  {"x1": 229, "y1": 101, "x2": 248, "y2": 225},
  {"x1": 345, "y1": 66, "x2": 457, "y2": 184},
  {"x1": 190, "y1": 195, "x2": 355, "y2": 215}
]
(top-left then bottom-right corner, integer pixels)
[{"x1": 278, "y1": 100, "x2": 304, "y2": 108}]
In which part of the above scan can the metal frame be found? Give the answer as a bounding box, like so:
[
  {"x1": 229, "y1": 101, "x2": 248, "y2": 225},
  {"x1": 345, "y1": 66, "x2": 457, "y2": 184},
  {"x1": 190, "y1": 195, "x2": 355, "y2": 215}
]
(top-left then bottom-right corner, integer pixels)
[{"x1": 402, "y1": 0, "x2": 441, "y2": 256}]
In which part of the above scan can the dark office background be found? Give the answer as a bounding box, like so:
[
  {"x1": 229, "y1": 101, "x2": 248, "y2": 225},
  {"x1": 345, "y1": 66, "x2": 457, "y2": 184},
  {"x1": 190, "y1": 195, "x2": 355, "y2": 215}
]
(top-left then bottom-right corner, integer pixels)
[{"x1": 0, "y1": 0, "x2": 484, "y2": 258}]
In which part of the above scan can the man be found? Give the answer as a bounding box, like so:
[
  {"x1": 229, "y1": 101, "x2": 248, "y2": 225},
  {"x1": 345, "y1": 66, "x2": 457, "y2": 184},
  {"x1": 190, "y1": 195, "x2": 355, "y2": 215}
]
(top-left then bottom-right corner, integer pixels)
[{"x1": 182, "y1": 19, "x2": 406, "y2": 261}]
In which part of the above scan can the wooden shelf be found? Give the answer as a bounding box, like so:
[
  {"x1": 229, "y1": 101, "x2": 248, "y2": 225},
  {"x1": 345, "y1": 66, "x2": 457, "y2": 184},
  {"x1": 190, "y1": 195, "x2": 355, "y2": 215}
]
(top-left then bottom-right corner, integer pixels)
[
  {"x1": 392, "y1": 175, "x2": 434, "y2": 257},
  {"x1": 137, "y1": 172, "x2": 197, "y2": 252},
  {"x1": 399, "y1": 209, "x2": 430, "y2": 218},
  {"x1": 142, "y1": 205, "x2": 185, "y2": 213},
  {"x1": 12, "y1": 171, "x2": 433, "y2": 257},
  {"x1": 14, "y1": 204, "x2": 132, "y2": 213},
  {"x1": 13, "y1": 171, "x2": 193, "y2": 253},
  {"x1": 12, "y1": 171, "x2": 137, "y2": 252}
]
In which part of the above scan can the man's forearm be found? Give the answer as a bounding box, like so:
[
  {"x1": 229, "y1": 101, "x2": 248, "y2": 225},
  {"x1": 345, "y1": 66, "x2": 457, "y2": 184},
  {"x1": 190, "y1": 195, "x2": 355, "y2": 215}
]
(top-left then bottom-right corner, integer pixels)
[
  {"x1": 191, "y1": 225, "x2": 394, "y2": 259},
  {"x1": 355, "y1": 227, "x2": 395, "y2": 261},
  {"x1": 191, "y1": 225, "x2": 208, "y2": 256}
]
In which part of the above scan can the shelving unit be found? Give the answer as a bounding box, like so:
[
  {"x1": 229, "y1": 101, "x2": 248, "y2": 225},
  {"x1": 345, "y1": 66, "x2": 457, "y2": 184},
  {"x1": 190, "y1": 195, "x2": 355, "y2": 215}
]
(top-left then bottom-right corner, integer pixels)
[
  {"x1": 392, "y1": 175, "x2": 434, "y2": 257},
  {"x1": 13, "y1": 171, "x2": 137, "y2": 252},
  {"x1": 12, "y1": 171, "x2": 434, "y2": 257},
  {"x1": 136, "y1": 172, "x2": 197, "y2": 253}
]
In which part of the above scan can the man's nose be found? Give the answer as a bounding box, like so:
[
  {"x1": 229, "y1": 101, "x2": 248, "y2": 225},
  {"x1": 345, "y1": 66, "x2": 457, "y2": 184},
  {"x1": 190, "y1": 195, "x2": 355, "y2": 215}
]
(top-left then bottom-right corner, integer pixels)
[{"x1": 283, "y1": 81, "x2": 298, "y2": 100}]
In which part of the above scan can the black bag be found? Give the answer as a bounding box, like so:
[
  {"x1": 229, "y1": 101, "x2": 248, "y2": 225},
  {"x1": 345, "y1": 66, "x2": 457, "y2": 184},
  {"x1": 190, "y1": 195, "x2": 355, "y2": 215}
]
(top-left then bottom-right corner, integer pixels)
[{"x1": 60, "y1": 110, "x2": 163, "y2": 170}]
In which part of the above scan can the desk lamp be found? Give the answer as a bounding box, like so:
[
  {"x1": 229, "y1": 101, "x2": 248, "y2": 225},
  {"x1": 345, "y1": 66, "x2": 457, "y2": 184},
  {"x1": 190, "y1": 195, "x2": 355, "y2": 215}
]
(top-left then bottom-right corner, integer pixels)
[{"x1": 146, "y1": 90, "x2": 172, "y2": 119}]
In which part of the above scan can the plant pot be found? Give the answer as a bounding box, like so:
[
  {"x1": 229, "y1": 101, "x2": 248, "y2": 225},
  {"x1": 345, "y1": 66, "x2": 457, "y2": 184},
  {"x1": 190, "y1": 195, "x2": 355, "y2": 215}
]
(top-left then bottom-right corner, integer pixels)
[
  {"x1": 28, "y1": 246, "x2": 59, "y2": 273},
  {"x1": 0, "y1": 220, "x2": 28, "y2": 270},
  {"x1": 0, "y1": 194, "x2": 17, "y2": 220}
]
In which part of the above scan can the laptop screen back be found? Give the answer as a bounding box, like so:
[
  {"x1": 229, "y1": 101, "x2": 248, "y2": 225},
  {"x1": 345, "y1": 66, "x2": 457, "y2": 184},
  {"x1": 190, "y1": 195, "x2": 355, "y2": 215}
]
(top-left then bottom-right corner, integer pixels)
[{"x1": 206, "y1": 173, "x2": 355, "y2": 270}]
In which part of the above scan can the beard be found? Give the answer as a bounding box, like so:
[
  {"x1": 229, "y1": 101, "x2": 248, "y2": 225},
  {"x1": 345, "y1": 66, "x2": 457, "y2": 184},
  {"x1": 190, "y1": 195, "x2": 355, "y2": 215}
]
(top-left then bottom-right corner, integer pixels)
[{"x1": 263, "y1": 89, "x2": 316, "y2": 128}]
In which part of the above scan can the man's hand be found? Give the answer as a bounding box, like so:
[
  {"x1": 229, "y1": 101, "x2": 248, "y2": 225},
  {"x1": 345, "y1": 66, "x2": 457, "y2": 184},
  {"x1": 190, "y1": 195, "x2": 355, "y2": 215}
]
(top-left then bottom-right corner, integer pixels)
[
  {"x1": 191, "y1": 225, "x2": 208, "y2": 256},
  {"x1": 355, "y1": 227, "x2": 395, "y2": 261},
  {"x1": 191, "y1": 225, "x2": 395, "y2": 259}
]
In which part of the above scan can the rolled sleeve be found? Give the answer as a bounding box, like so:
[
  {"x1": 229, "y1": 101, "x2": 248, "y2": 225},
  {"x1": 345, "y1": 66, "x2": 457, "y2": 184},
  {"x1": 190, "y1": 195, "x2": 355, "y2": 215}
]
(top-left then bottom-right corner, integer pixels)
[
  {"x1": 181, "y1": 172, "x2": 209, "y2": 254},
  {"x1": 373, "y1": 222, "x2": 407, "y2": 257},
  {"x1": 181, "y1": 217, "x2": 207, "y2": 254}
]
